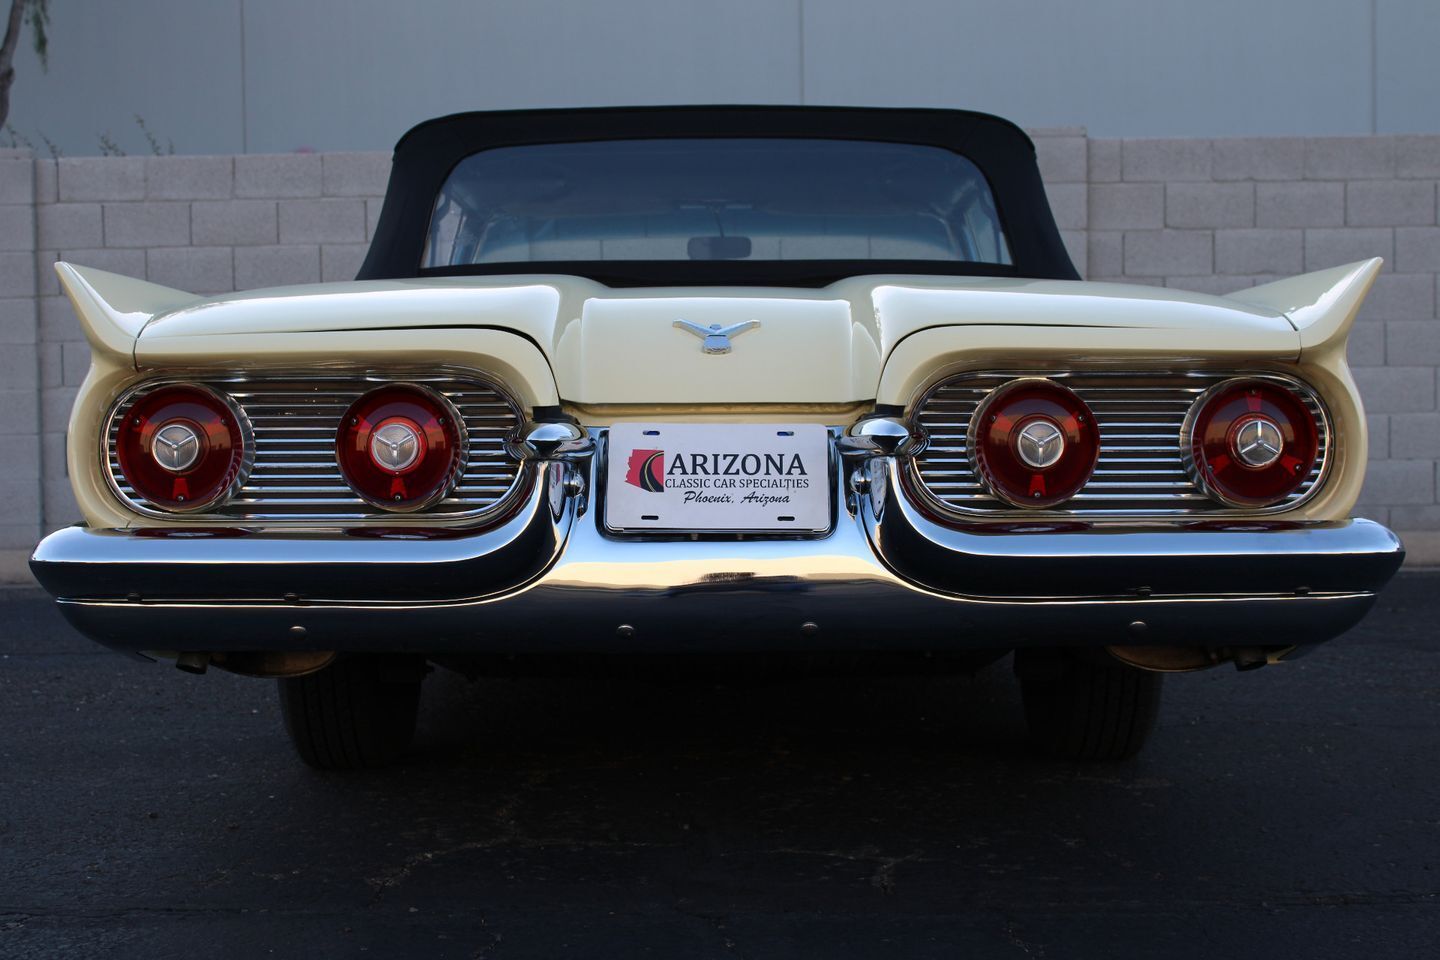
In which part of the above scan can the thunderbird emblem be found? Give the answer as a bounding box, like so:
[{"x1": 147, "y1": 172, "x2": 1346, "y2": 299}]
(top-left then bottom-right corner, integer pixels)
[{"x1": 673, "y1": 319, "x2": 761, "y2": 355}]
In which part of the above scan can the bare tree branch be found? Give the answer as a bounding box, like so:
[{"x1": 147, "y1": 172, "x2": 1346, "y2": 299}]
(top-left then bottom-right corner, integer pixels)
[
  {"x1": 23, "y1": 0, "x2": 44, "y2": 69},
  {"x1": 0, "y1": 0, "x2": 28, "y2": 131},
  {"x1": 1, "y1": 0, "x2": 48, "y2": 135}
]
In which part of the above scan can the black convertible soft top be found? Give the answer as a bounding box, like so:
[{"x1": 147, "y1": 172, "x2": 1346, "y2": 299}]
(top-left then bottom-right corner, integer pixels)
[{"x1": 357, "y1": 105, "x2": 1078, "y2": 287}]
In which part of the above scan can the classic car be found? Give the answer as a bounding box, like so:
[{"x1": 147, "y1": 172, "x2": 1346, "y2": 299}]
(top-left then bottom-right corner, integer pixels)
[{"x1": 30, "y1": 106, "x2": 1403, "y2": 768}]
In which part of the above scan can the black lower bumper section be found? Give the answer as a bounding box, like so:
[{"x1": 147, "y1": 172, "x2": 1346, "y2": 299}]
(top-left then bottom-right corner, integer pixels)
[{"x1": 52, "y1": 586, "x2": 1384, "y2": 658}]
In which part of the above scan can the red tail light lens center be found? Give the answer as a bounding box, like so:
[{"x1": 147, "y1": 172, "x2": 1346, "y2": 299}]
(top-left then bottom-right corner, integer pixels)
[
  {"x1": 150, "y1": 419, "x2": 208, "y2": 474},
  {"x1": 368, "y1": 417, "x2": 428, "y2": 475},
  {"x1": 1012, "y1": 415, "x2": 1068, "y2": 470},
  {"x1": 1227, "y1": 414, "x2": 1286, "y2": 469}
]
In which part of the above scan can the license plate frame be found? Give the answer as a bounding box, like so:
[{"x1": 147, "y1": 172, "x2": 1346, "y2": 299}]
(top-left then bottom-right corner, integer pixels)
[{"x1": 604, "y1": 423, "x2": 832, "y2": 534}]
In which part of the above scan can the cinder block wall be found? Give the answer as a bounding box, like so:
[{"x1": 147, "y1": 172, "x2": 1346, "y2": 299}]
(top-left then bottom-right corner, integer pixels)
[
  {"x1": 3, "y1": 130, "x2": 1438, "y2": 576},
  {"x1": 0, "y1": 149, "x2": 40, "y2": 560}
]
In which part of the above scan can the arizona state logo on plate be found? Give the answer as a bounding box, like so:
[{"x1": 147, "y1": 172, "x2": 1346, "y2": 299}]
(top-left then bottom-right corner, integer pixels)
[{"x1": 625, "y1": 448, "x2": 666, "y2": 492}]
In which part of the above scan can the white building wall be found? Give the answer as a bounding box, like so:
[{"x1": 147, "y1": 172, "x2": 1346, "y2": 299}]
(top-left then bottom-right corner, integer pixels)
[{"x1": 5, "y1": 0, "x2": 1439, "y2": 158}]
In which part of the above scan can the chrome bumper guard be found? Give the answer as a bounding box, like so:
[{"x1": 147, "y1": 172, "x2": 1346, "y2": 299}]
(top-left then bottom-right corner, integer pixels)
[{"x1": 30, "y1": 442, "x2": 1404, "y2": 655}]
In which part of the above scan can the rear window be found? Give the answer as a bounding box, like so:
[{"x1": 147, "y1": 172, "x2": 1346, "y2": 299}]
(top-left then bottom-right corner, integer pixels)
[{"x1": 422, "y1": 138, "x2": 1012, "y2": 268}]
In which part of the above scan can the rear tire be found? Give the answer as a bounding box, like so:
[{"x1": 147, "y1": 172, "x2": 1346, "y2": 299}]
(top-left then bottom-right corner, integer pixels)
[
  {"x1": 1016, "y1": 649, "x2": 1162, "y2": 761},
  {"x1": 278, "y1": 654, "x2": 424, "y2": 770}
]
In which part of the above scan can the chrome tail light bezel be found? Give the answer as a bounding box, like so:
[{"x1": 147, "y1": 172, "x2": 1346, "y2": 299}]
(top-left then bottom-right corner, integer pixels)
[
  {"x1": 966, "y1": 377, "x2": 1101, "y2": 509},
  {"x1": 110, "y1": 383, "x2": 255, "y2": 513},
  {"x1": 1179, "y1": 376, "x2": 1325, "y2": 509},
  {"x1": 335, "y1": 383, "x2": 470, "y2": 513}
]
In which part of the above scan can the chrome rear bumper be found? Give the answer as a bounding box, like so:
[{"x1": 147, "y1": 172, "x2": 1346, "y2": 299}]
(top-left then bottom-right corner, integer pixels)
[{"x1": 30, "y1": 457, "x2": 1404, "y2": 655}]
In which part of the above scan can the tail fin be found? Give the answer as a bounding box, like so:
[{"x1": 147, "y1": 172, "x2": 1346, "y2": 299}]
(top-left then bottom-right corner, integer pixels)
[
  {"x1": 1225, "y1": 258, "x2": 1383, "y2": 359},
  {"x1": 54, "y1": 262, "x2": 197, "y2": 362}
]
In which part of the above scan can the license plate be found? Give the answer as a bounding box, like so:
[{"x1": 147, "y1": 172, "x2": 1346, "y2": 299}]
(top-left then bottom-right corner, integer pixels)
[{"x1": 605, "y1": 423, "x2": 831, "y2": 532}]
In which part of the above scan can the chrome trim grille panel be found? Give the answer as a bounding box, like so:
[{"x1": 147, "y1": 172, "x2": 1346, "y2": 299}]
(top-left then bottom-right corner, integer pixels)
[
  {"x1": 106, "y1": 374, "x2": 524, "y2": 523},
  {"x1": 911, "y1": 371, "x2": 1329, "y2": 516}
]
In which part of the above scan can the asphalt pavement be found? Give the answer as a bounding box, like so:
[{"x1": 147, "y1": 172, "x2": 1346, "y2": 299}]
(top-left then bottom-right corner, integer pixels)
[{"x1": 1, "y1": 577, "x2": 1437, "y2": 959}]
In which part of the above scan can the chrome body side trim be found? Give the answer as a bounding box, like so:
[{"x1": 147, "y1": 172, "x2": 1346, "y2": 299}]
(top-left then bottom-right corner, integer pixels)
[{"x1": 31, "y1": 436, "x2": 1404, "y2": 656}]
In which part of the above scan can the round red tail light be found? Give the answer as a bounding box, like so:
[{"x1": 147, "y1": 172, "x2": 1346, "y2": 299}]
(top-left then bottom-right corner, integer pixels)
[
  {"x1": 969, "y1": 379, "x2": 1100, "y2": 508},
  {"x1": 1184, "y1": 378, "x2": 1320, "y2": 508},
  {"x1": 337, "y1": 384, "x2": 465, "y2": 511},
  {"x1": 114, "y1": 385, "x2": 250, "y2": 511}
]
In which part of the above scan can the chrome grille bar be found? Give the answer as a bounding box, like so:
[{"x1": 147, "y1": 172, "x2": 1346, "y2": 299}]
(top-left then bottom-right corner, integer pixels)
[
  {"x1": 106, "y1": 374, "x2": 525, "y2": 523},
  {"x1": 910, "y1": 371, "x2": 1328, "y2": 517}
]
